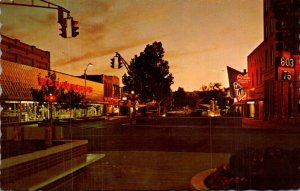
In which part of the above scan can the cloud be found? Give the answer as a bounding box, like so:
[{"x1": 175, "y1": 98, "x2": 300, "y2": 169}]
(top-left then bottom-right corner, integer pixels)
[
  {"x1": 53, "y1": 36, "x2": 162, "y2": 67},
  {"x1": 79, "y1": 23, "x2": 106, "y2": 44},
  {"x1": 167, "y1": 47, "x2": 218, "y2": 58},
  {"x1": 27, "y1": 12, "x2": 56, "y2": 26},
  {"x1": 78, "y1": 0, "x2": 115, "y2": 13}
]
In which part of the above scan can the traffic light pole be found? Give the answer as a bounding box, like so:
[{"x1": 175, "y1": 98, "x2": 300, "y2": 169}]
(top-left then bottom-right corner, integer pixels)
[
  {"x1": 113, "y1": 52, "x2": 130, "y2": 71},
  {"x1": 0, "y1": 0, "x2": 70, "y2": 16},
  {"x1": 0, "y1": 0, "x2": 79, "y2": 38},
  {"x1": 111, "y1": 52, "x2": 139, "y2": 124}
]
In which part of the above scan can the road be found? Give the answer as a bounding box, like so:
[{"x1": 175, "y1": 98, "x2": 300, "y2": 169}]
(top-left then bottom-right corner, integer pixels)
[
  {"x1": 63, "y1": 117, "x2": 300, "y2": 153},
  {"x1": 52, "y1": 117, "x2": 300, "y2": 190}
]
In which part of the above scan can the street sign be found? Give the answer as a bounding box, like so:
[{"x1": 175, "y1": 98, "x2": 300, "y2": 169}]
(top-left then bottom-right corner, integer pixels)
[{"x1": 275, "y1": 56, "x2": 295, "y2": 81}]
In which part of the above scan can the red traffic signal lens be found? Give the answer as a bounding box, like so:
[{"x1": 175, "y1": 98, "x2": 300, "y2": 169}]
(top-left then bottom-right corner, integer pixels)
[{"x1": 72, "y1": 20, "x2": 79, "y2": 27}]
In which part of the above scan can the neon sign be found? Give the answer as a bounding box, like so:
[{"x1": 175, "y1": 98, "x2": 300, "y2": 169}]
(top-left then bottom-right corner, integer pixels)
[{"x1": 38, "y1": 77, "x2": 93, "y2": 93}]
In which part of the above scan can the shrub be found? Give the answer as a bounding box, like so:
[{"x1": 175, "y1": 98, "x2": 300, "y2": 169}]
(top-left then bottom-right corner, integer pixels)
[{"x1": 205, "y1": 147, "x2": 300, "y2": 189}]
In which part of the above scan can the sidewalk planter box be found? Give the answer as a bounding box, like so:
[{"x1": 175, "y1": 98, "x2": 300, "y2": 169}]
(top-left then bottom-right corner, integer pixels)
[
  {"x1": 136, "y1": 117, "x2": 242, "y2": 127},
  {"x1": 0, "y1": 140, "x2": 88, "y2": 187}
]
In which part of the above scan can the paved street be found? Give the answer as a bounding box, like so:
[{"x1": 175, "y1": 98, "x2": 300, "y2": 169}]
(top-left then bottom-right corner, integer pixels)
[
  {"x1": 52, "y1": 151, "x2": 230, "y2": 191},
  {"x1": 50, "y1": 117, "x2": 300, "y2": 190},
  {"x1": 62, "y1": 117, "x2": 300, "y2": 153}
]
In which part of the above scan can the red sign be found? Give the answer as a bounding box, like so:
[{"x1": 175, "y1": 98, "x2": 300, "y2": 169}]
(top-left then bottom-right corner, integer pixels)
[
  {"x1": 104, "y1": 97, "x2": 119, "y2": 104},
  {"x1": 233, "y1": 82, "x2": 247, "y2": 102},
  {"x1": 236, "y1": 74, "x2": 250, "y2": 88},
  {"x1": 38, "y1": 77, "x2": 93, "y2": 93}
]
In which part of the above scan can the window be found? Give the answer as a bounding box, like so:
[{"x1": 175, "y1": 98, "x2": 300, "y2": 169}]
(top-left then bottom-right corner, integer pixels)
[
  {"x1": 260, "y1": 67, "x2": 263, "y2": 84},
  {"x1": 270, "y1": 46, "x2": 274, "y2": 66},
  {"x1": 265, "y1": 49, "x2": 268, "y2": 69},
  {"x1": 270, "y1": 18, "x2": 273, "y2": 35},
  {"x1": 256, "y1": 69, "x2": 259, "y2": 86},
  {"x1": 264, "y1": 25, "x2": 268, "y2": 39}
]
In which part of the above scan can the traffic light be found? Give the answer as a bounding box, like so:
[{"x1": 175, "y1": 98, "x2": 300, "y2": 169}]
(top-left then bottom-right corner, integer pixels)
[
  {"x1": 59, "y1": 18, "x2": 67, "y2": 38},
  {"x1": 71, "y1": 19, "x2": 79, "y2": 37},
  {"x1": 110, "y1": 58, "x2": 115, "y2": 69},
  {"x1": 118, "y1": 57, "x2": 123, "y2": 69}
]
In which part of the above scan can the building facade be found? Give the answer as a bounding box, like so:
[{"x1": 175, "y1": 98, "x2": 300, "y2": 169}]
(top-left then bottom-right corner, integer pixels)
[
  {"x1": 1, "y1": 35, "x2": 50, "y2": 70},
  {"x1": 81, "y1": 74, "x2": 121, "y2": 115},
  {"x1": 247, "y1": 0, "x2": 300, "y2": 123},
  {"x1": 0, "y1": 35, "x2": 105, "y2": 123}
]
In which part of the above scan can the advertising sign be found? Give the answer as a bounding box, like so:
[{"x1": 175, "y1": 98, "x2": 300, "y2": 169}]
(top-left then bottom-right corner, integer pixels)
[
  {"x1": 275, "y1": 56, "x2": 295, "y2": 81},
  {"x1": 233, "y1": 82, "x2": 247, "y2": 102},
  {"x1": 236, "y1": 74, "x2": 251, "y2": 88}
]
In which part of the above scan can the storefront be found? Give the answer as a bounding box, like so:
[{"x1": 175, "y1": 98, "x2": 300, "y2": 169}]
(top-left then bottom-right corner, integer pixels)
[{"x1": 0, "y1": 60, "x2": 105, "y2": 123}]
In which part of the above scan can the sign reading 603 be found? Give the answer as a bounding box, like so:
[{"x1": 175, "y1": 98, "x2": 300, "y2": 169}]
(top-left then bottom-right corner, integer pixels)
[{"x1": 277, "y1": 57, "x2": 295, "y2": 68}]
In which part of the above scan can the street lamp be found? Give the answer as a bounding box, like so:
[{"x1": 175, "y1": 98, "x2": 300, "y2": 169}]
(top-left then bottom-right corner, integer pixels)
[{"x1": 84, "y1": 63, "x2": 93, "y2": 117}]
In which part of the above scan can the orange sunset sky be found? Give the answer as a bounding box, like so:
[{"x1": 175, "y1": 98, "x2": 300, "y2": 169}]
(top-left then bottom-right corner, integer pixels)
[{"x1": 1, "y1": 0, "x2": 263, "y2": 91}]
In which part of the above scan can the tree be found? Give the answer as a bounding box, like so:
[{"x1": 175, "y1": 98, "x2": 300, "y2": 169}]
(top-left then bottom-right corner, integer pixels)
[
  {"x1": 31, "y1": 71, "x2": 84, "y2": 146},
  {"x1": 173, "y1": 87, "x2": 198, "y2": 110},
  {"x1": 173, "y1": 87, "x2": 187, "y2": 109},
  {"x1": 122, "y1": 41, "x2": 174, "y2": 114}
]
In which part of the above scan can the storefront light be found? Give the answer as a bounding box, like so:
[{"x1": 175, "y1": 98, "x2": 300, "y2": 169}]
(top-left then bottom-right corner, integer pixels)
[{"x1": 21, "y1": 101, "x2": 35, "y2": 103}]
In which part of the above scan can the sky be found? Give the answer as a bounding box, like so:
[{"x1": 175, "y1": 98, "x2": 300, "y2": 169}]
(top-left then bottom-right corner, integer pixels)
[{"x1": 0, "y1": 0, "x2": 263, "y2": 91}]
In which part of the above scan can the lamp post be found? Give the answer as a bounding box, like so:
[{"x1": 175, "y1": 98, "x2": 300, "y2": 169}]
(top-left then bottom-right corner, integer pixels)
[{"x1": 84, "y1": 63, "x2": 93, "y2": 117}]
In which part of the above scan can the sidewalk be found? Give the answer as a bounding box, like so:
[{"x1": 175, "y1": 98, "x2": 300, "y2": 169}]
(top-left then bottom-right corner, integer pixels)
[{"x1": 242, "y1": 117, "x2": 300, "y2": 129}]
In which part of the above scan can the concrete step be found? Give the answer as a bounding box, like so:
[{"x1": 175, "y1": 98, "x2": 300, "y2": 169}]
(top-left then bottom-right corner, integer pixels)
[{"x1": 2, "y1": 153, "x2": 105, "y2": 191}]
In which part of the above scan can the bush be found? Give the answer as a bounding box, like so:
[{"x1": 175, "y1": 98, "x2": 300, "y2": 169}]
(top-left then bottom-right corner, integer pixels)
[{"x1": 205, "y1": 147, "x2": 300, "y2": 190}]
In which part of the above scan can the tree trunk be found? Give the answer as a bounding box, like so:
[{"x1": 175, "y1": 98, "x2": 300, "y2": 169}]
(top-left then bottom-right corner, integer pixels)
[{"x1": 45, "y1": 102, "x2": 54, "y2": 147}]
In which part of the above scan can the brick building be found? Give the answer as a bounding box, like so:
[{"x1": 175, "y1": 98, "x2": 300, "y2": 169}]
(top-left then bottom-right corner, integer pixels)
[
  {"x1": 81, "y1": 74, "x2": 121, "y2": 114},
  {"x1": 247, "y1": 0, "x2": 300, "y2": 123},
  {"x1": 1, "y1": 35, "x2": 50, "y2": 70}
]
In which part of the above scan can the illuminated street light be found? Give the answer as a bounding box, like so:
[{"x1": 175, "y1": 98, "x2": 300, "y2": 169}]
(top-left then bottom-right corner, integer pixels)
[{"x1": 84, "y1": 63, "x2": 93, "y2": 117}]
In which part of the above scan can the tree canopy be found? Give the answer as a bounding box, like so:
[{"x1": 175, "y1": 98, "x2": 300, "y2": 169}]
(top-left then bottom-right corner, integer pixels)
[
  {"x1": 122, "y1": 41, "x2": 174, "y2": 105},
  {"x1": 173, "y1": 87, "x2": 198, "y2": 109}
]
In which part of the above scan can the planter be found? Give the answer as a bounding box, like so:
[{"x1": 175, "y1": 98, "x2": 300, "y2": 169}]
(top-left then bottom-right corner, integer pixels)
[
  {"x1": 191, "y1": 168, "x2": 215, "y2": 190},
  {"x1": 191, "y1": 147, "x2": 300, "y2": 190}
]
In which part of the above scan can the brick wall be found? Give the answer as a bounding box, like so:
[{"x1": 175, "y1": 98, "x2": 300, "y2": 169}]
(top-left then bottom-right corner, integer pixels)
[{"x1": 1, "y1": 35, "x2": 50, "y2": 70}]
